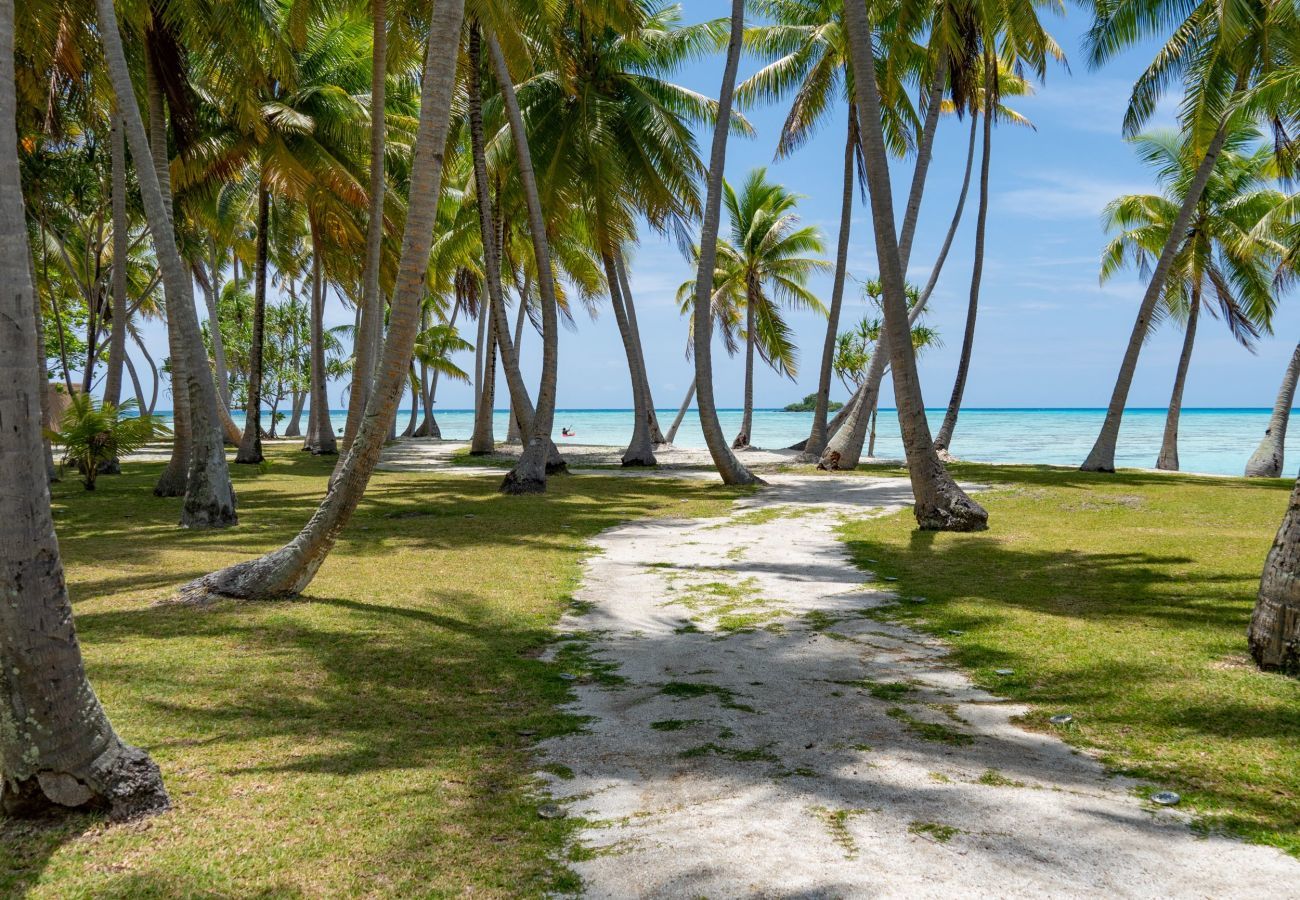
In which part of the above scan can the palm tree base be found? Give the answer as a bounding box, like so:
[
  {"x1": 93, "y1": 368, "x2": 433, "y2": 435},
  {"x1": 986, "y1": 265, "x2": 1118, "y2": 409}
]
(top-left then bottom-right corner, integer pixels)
[
  {"x1": 499, "y1": 471, "x2": 547, "y2": 494},
  {"x1": 1, "y1": 745, "x2": 170, "y2": 823},
  {"x1": 915, "y1": 495, "x2": 989, "y2": 532},
  {"x1": 545, "y1": 461, "x2": 569, "y2": 475},
  {"x1": 621, "y1": 455, "x2": 657, "y2": 468}
]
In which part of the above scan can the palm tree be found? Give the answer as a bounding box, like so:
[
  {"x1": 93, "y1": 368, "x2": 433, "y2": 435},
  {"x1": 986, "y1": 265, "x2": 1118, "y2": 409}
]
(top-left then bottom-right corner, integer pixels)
[
  {"x1": 687, "y1": 0, "x2": 762, "y2": 485},
  {"x1": 179, "y1": 0, "x2": 468, "y2": 601},
  {"x1": 1246, "y1": 344, "x2": 1300, "y2": 477},
  {"x1": 95, "y1": 0, "x2": 238, "y2": 527},
  {"x1": 716, "y1": 168, "x2": 828, "y2": 449},
  {"x1": 0, "y1": 0, "x2": 169, "y2": 819},
  {"x1": 841, "y1": 0, "x2": 987, "y2": 529},
  {"x1": 933, "y1": 58, "x2": 1042, "y2": 454},
  {"x1": 1101, "y1": 128, "x2": 1282, "y2": 470},
  {"x1": 1081, "y1": 0, "x2": 1298, "y2": 471}
]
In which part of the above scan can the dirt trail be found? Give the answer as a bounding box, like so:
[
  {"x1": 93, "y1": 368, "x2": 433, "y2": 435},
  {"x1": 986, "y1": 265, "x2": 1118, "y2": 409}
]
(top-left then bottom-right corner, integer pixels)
[{"x1": 538, "y1": 473, "x2": 1298, "y2": 898}]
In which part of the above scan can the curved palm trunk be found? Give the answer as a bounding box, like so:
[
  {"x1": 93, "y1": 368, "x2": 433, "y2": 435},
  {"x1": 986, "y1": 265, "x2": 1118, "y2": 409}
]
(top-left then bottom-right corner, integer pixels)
[
  {"x1": 934, "y1": 63, "x2": 994, "y2": 454},
  {"x1": 207, "y1": 242, "x2": 232, "y2": 405},
  {"x1": 192, "y1": 260, "x2": 242, "y2": 444},
  {"x1": 666, "y1": 383, "x2": 695, "y2": 444},
  {"x1": 236, "y1": 186, "x2": 269, "y2": 464},
  {"x1": 690, "y1": 0, "x2": 761, "y2": 487},
  {"x1": 486, "y1": 31, "x2": 565, "y2": 491},
  {"x1": 285, "y1": 392, "x2": 305, "y2": 438},
  {"x1": 803, "y1": 106, "x2": 857, "y2": 460},
  {"x1": 842, "y1": 0, "x2": 985, "y2": 530},
  {"x1": 304, "y1": 249, "x2": 337, "y2": 455},
  {"x1": 1082, "y1": 120, "x2": 1233, "y2": 472},
  {"x1": 101, "y1": 1, "x2": 236, "y2": 527},
  {"x1": 417, "y1": 303, "x2": 457, "y2": 439},
  {"x1": 178, "y1": 0, "x2": 467, "y2": 601},
  {"x1": 466, "y1": 27, "x2": 543, "y2": 462},
  {"x1": 819, "y1": 107, "x2": 979, "y2": 470},
  {"x1": 1246, "y1": 341, "x2": 1300, "y2": 478},
  {"x1": 1155, "y1": 286, "x2": 1200, "y2": 471},
  {"x1": 0, "y1": 1, "x2": 169, "y2": 819},
  {"x1": 615, "y1": 251, "x2": 664, "y2": 443},
  {"x1": 606, "y1": 250, "x2": 657, "y2": 466},
  {"x1": 1249, "y1": 477, "x2": 1300, "y2": 672},
  {"x1": 733, "y1": 290, "x2": 756, "y2": 449},
  {"x1": 898, "y1": 57, "x2": 947, "y2": 272},
  {"x1": 104, "y1": 109, "x2": 127, "y2": 409},
  {"x1": 342, "y1": 0, "x2": 389, "y2": 452}
]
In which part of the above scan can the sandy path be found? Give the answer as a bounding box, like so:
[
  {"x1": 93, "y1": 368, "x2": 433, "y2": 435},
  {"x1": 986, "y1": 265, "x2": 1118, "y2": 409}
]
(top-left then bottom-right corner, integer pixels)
[{"x1": 537, "y1": 473, "x2": 1298, "y2": 898}]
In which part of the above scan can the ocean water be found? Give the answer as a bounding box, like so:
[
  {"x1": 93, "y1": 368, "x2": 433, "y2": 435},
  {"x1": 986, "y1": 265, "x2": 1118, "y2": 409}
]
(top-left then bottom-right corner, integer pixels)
[{"x1": 214, "y1": 407, "x2": 1295, "y2": 478}]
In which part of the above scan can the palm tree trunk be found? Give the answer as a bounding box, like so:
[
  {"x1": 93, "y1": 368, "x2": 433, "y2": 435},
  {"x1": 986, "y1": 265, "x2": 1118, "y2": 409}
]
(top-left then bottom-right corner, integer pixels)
[
  {"x1": 803, "y1": 105, "x2": 857, "y2": 459},
  {"x1": 690, "y1": 0, "x2": 761, "y2": 486},
  {"x1": 666, "y1": 383, "x2": 695, "y2": 444},
  {"x1": 192, "y1": 259, "x2": 243, "y2": 444},
  {"x1": 304, "y1": 246, "x2": 338, "y2": 455},
  {"x1": 466, "y1": 27, "x2": 540, "y2": 448},
  {"x1": 208, "y1": 240, "x2": 232, "y2": 405},
  {"x1": 605, "y1": 250, "x2": 656, "y2": 466},
  {"x1": 615, "y1": 250, "x2": 664, "y2": 443},
  {"x1": 934, "y1": 58, "x2": 994, "y2": 454},
  {"x1": 421, "y1": 303, "x2": 458, "y2": 440},
  {"x1": 102, "y1": 6, "x2": 237, "y2": 526},
  {"x1": 0, "y1": 0, "x2": 169, "y2": 819},
  {"x1": 178, "y1": 0, "x2": 467, "y2": 601},
  {"x1": 27, "y1": 246, "x2": 57, "y2": 480},
  {"x1": 1246, "y1": 341, "x2": 1300, "y2": 477},
  {"x1": 342, "y1": 0, "x2": 389, "y2": 452},
  {"x1": 285, "y1": 391, "x2": 306, "y2": 438},
  {"x1": 506, "y1": 291, "x2": 528, "y2": 442},
  {"x1": 402, "y1": 367, "x2": 420, "y2": 436},
  {"x1": 1249, "y1": 476, "x2": 1300, "y2": 673},
  {"x1": 897, "y1": 56, "x2": 947, "y2": 271},
  {"x1": 471, "y1": 312, "x2": 497, "y2": 453},
  {"x1": 132, "y1": 327, "x2": 160, "y2": 414},
  {"x1": 817, "y1": 84, "x2": 979, "y2": 469},
  {"x1": 868, "y1": 399, "x2": 879, "y2": 457},
  {"x1": 1156, "y1": 286, "x2": 1200, "y2": 471},
  {"x1": 1082, "y1": 119, "x2": 1234, "y2": 472},
  {"x1": 236, "y1": 185, "x2": 269, "y2": 464},
  {"x1": 486, "y1": 31, "x2": 566, "y2": 490},
  {"x1": 104, "y1": 109, "x2": 127, "y2": 409},
  {"x1": 842, "y1": 0, "x2": 985, "y2": 530},
  {"x1": 734, "y1": 290, "x2": 756, "y2": 449}
]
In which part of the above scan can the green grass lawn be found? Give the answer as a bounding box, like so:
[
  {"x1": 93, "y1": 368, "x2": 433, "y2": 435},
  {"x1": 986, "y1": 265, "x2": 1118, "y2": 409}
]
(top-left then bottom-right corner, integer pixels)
[
  {"x1": 2, "y1": 448, "x2": 744, "y2": 897},
  {"x1": 841, "y1": 462, "x2": 1300, "y2": 857}
]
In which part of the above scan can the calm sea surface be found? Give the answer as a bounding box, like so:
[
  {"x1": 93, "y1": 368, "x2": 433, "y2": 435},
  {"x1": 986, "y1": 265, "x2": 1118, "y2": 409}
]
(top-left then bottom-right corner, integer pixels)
[{"x1": 205, "y1": 407, "x2": 1298, "y2": 478}]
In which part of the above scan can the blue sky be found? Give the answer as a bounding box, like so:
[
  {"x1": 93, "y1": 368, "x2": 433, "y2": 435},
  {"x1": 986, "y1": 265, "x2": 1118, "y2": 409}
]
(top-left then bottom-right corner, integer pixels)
[{"x1": 139, "y1": 2, "x2": 1300, "y2": 412}]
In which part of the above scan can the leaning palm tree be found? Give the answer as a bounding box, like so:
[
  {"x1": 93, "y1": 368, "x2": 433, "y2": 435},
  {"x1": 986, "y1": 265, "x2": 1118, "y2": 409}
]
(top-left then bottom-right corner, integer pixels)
[
  {"x1": 716, "y1": 168, "x2": 828, "y2": 448},
  {"x1": 178, "y1": 0, "x2": 468, "y2": 601},
  {"x1": 840, "y1": 0, "x2": 987, "y2": 530},
  {"x1": 1101, "y1": 128, "x2": 1282, "y2": 470},
  {"x1": 1246, "y1": 343, "x2": 1300, "y2": 477},
  {"x1": 1, "y1": 0, "x2": 169, "y2": 819},
  {"x1": 1081, "y1": 0, "x2": 1298, "y2": 471},
  {"x1": 688, "y1": 0, "x2": 762, "y2": 485}
]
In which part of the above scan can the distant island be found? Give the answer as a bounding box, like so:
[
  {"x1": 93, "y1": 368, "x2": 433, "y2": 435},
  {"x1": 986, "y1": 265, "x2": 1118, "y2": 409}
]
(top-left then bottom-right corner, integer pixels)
[{"x1": 783, "y1": 393, "x2": 844, "y2": 413}]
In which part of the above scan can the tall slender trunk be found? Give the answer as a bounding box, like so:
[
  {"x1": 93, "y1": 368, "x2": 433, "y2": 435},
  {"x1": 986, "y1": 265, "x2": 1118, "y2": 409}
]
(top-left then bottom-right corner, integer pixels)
[
  {"x1": 104, "y1": 109, "x2": 127, "y2": 409},
  {"x1": 733, "y1": 288, "x2": 756, "y2": 449},
  {"x1": 208, "y1": 240, "x2": 231, "y2": 405},
  {"x1": 1082, "y1": 118, "x2": 1234, "y2": 472},
  {"x1": 690, "y1": 0, "x2": 760, "y2": 486},
  {"x1": 897, "y1": 56, "x2": 947, "y2": 272},
  {"x1": 868, "y1": 399, "x2": 879, "y2": 457},
  {"x1": 506, "y1": 293, "x2": 528, "y2": 442},
  {"x1": 934, "y1": 58, "x2": 994, "y2": 454},
  {"x1": 1250, "y1": 476, "x2": 1300, "y2": 672},
  {"x1": 486, "y1": 31, "x2": 565, "y2": 491},
  {"x1": 285, "y1": 392, "x2": 305, "y2": 438},
  {"x1": 342, "y1": 0, "x2": 389, "y2": 452},
  {"x1": 103, "y1": 13, "x2": 237, "y2": 526},
  {"x1": 1156, "y1": 286, "x2": 1200, "y2": 471},
  {"x1": 125, "y1": 349, "x2": 147, "y2": 414},
  {"x1": 605, "y1": 250, "x2": 656, "y2": 465},
  {"x1": 803, "y1": 105, "x2": 857, "y2": 459},
  {"x1": 421, "y1": 303, "x2": 458, "y2": 440},
  {"x1": 28, "y1": 247, "x2": 57, "y2": 479},
  {"x1": 818, "y1": 88, "x2": 979, "y2": 471},
  {"x1": 192, "y1": 259, "x2": 242, "y2": 444},
  {"x1": 236, "y1": 185, "x2": 269, "y2": 464},
  {"x1": 132, "y1": 328, "x2": 159, "y2": 414},
  {"x1": 179, "y1": 0, "x2": 467, "y2": 601},
  {"x1": 0, "y1": 0, "x2": 168, "y2": 819},
  {"x1": 842, "y1": 0, "x2": 985, "y2": 530},
  {"x1": 304, "y1": 230, "x2": 337, "y2": 454},
  {"x1": 615, "y1": 250, "x2": 664, "y2": 443},
  {"x1": 1246, "y1": 342, "x2": 1300, "y2": 478},
  {"x1": 146, "y1": 57, "x2": 191, "y2": 497},
  {"x1": 402, "y1": 367, "x2": 419, "y2": 436},
  {"x1": 666, "y1": 383, "x2": 695, "y2": 444},
  {"x1": 470, "y1": 312, "x2": 497, "y2": 453}
]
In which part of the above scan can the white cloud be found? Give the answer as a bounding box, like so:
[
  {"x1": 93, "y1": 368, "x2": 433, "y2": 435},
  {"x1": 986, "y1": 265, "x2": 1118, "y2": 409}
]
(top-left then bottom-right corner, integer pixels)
[{"x1": 996, "y1": 170, "x2": 1147, "y2": 221}]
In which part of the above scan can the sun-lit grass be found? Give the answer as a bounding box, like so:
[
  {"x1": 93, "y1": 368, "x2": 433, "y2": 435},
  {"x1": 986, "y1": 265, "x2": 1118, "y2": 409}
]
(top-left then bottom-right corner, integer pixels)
[
  {"x1": 2, "y1": 447, "x2": 745, "y2": 897},
  {"x1": 841, "y1": 462, "x2": 1300, "y2": 857}
]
